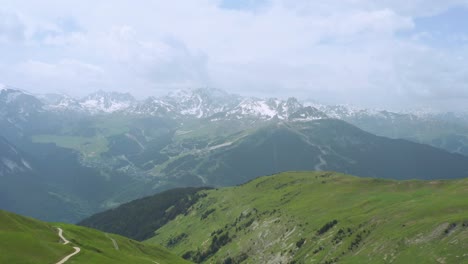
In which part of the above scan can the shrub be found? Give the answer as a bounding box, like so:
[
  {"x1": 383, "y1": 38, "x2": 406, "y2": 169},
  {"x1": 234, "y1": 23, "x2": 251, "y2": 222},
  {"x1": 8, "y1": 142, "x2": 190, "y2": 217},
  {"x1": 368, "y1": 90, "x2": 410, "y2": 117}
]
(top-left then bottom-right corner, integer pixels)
[
  {"x1": 317, "y1": 220, "x2": 338, "y2": 235},
  {"x1": 296, "y1": 238, "x2": 306, "y2": 248}
]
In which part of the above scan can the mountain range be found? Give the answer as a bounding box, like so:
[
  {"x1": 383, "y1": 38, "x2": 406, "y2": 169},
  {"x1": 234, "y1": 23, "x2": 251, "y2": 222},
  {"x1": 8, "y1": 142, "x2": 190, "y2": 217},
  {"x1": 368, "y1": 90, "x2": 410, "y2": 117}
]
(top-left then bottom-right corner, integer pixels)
[
  {"x1": 6, "y1": 85, "x2": 468, "y2": 154},
  {"x1": 2, "y1": 85, "x2": 468, "y2": 223},
  {"x1": 36, "y1": 88, "x2": 323, "y2": 121}
]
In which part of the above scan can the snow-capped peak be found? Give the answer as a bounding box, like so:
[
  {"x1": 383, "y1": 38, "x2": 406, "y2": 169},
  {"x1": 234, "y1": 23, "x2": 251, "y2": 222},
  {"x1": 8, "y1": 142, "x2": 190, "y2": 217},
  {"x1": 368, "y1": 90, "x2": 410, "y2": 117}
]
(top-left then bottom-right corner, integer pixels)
[
  {"x1": 221, "y1": 96, "x2": 326, "y2": 121},
  {"x1": 162, "y1": 87, "x2": 240, "y2": 118},
  {"x1": 0, "y1": 87, "x2": 38, "y2": 105},
  {"x1": 1, "y1": 89, "x2": 23, "y2": 104},
  {"x1": 288, "y1": 106, "x2": 328, "y2": 122},
  {"x1": 131, "y1": 97, "x2": 175, "y2": 116},
  {"x1": 40, "y1": 94, "x2": 83, "y2": 112},
  {"x1": 79, "y1": 90, "x2": 136, "y2": 113},
  {"x1": 303, "y1": 101, "x2": 388, "y2": 120},
  {"x1": 230, "y1": 97, "x2": 279, "y2": 119}
]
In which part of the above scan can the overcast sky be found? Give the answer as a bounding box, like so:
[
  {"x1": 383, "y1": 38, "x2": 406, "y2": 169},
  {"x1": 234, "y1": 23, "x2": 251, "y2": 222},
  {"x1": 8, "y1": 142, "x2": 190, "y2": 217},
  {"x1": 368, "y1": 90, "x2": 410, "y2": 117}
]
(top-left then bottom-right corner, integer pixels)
[{"x1": 1, "y1": 0, "x2": 468, "y2": 111}]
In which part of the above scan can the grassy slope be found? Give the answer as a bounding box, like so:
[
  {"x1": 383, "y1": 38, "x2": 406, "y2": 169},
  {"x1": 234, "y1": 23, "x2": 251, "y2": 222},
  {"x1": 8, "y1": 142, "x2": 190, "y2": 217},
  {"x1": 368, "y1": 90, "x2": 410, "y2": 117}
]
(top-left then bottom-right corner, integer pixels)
[
  {"x1": 0, "y1": 210, "x2": 190, "y2": 264},
  {"x1": 147, "y1": 172, "x2": 468, "y2": 264},
  {"x1": 0, "y1": 210, "x2": 69, "y2": 264}
]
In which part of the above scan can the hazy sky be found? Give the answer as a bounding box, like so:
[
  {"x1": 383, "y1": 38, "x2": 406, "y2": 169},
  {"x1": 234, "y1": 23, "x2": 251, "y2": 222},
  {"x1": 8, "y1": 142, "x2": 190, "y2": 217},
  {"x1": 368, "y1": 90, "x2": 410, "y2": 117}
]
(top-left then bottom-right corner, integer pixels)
[{"x1": 1, "y1": 0, "x2": 468, "y2": 110}]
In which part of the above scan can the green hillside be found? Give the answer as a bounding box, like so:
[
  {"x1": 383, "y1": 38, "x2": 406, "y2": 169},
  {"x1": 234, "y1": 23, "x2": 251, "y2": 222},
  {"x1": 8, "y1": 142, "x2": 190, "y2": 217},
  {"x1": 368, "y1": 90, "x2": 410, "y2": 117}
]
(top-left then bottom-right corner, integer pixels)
[
  {"x1": 145, "y1": 172, "x2": 468, "y2": 263},
  {"x1": 0, "y1": 210, "x2": 190, "y2": 264}
]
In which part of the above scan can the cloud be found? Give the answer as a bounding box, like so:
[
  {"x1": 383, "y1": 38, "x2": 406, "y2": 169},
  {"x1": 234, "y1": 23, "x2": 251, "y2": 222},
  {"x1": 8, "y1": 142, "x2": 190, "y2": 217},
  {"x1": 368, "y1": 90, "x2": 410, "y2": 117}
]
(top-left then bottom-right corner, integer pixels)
[
  {"x1": 0, "y1": 11, "x2": 25, "y2": 42},
  {"x1": 394, "y1": 46, "x2": 468, "y2": 99},
  {"x1": 17, "y1": 59, "x2": 103, "y2": 78},
  {"x1": 279, "y1": 0, "x2": 468, "y2": 16},
  {"x1": 99, "y1": 26, "x2": 210, "y2": 90},
  {"x1": 7, "y1": 59, "x2": 104, "y2": 95},
  {"x1": 0, "y1": 0, "x2": 468, "y2": 110}
]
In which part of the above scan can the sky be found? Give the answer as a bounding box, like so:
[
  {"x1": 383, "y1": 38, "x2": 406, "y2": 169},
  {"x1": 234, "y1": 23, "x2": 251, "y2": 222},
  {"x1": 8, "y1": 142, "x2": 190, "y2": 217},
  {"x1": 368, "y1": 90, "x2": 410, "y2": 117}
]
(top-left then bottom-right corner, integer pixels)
[{"x1": 1, "y1": 0, "x2": 468, "y2": 111}]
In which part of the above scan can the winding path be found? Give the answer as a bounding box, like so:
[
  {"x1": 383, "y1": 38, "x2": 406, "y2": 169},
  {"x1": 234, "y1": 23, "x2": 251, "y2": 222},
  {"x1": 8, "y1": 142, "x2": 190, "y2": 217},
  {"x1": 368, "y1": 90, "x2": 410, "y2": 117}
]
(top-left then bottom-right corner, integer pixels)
[
  {"x1": 106, "y1": 233, "x2": 119, "y2": 250},
  {"x1": 56, "y1": 228, "x2": 81, "y2": 264}
]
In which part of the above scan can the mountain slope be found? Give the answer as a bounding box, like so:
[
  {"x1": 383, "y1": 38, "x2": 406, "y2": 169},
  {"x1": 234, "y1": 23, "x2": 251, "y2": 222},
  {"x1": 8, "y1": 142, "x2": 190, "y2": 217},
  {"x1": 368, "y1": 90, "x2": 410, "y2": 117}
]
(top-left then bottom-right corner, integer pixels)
[
  {"x1": 79, "y1": 187, "x2": 211, "y2": 241},
  {"x1": 0, "y1": 134, "x2": 140, "y2": 223},
  {"x1": 312, "y1": 104, "x2": 468, "y2": 157},
  {"x1": 0, "y1": 136, "x2": 80, "y2": 222},
  {"x1": 144, "y1": 171, "x2": 468, "y2": 263},
  {"x1": 159, "y1": 119, "x2": 468, "y2": 187},
  {"x1": 0, "y1": 209, "x2": 190, "y2": 264},
  {"x1": 0, "y1": 87, "x2": 46, "y2": 142}
]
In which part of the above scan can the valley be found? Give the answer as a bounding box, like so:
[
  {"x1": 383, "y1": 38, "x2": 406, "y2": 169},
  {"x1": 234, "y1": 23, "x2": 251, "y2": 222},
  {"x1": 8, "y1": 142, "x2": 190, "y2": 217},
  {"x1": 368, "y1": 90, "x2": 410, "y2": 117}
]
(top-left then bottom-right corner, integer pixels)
[{"x1": 3, "y1": 86, "x2": 468, "y2": 224}]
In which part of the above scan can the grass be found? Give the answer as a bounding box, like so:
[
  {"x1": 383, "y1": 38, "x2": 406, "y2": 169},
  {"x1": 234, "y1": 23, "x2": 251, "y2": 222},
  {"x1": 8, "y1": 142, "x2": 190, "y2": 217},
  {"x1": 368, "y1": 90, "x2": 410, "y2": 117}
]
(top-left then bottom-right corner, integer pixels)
[
  {"x1": 30, "y1": 115, "x2": 133, "y2": 159},
  {"x1": 32, "y1": 135, "x2": 109, "y2": 159},
  {"x1": 53, "y1": 223, "x2": 190, "y2": 264},
  {"x1": 0, "y1": 210, "x2": 190, "y2": 264},
  {"x1": 0, "y1": 210, "x2": 69, "y2": 264},
  {"x1": 147, "y1": 171, "x2": 468, "y2": 263}
]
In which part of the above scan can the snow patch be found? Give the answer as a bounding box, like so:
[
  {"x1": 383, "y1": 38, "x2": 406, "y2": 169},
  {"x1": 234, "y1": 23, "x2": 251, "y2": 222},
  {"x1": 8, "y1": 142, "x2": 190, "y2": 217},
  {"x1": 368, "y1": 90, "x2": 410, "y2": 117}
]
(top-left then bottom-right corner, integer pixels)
[
  {"x1": 21, "y1": 159, "x2": 32, "y2": 170},
  {"x1": 196, "y1": 94, "x2": 203, "y2": 118},
  {"x1": 230, "y1": 98, "x2": 278, "y2": 119},
  {"x1": 80, "y1": 99, "x2": 99, "y2": 109},
  {"x1": 106, "y1": 101, "x2": 132, "y2": 112},
  {"x1": 290, "y1": 116, "x2": 323, "y2": 122},
  {"x1": 80, "y1": 98, "x2": 132, "y2": 113},
  {"x1": 5, "y1": 91, "x2": 23, "y2": 103},
  {"x1": 1, "y1": 158, "x2": 20, "y2": 171}
]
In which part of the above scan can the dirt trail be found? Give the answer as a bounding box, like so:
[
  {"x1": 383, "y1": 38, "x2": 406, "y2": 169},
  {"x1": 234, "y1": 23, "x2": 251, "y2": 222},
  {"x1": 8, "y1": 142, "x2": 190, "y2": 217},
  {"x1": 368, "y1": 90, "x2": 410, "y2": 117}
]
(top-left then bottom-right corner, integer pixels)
[
  {"x1": 56, "y1": 228, "x2": 81, "y2": 264},
  {"x1": 106, "y1": 233, "x2": 119, "y2": 250}
]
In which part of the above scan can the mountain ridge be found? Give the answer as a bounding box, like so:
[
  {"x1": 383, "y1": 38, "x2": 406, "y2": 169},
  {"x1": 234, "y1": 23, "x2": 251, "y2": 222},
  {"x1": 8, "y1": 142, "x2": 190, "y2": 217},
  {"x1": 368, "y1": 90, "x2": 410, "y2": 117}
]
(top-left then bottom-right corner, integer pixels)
[{"x1": 6, "y1": 84, "x2": 468, "y2": 126}]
